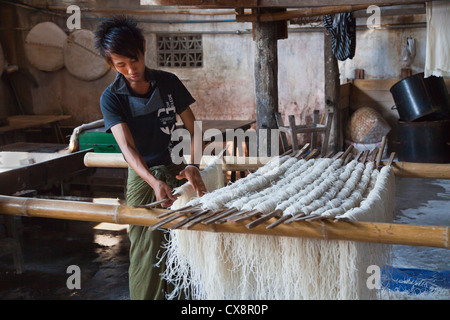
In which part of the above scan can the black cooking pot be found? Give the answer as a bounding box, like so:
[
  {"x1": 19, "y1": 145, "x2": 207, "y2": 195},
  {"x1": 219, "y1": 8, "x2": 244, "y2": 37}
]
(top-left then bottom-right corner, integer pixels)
[
  {"x1": 390, "y1": 73, "x2": 450, "y2": 122},
  {"x1": 397, "y1": 119, "x2": 450, "y2": 163}
]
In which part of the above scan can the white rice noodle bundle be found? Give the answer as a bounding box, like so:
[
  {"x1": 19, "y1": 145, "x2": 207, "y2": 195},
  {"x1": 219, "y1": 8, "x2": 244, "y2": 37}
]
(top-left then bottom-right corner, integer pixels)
[
  {"x1": 162, "y1": 156, "x2": 395, "y2": 300},
  {"x1": 186, "y1": 155, "x2": 295, "y2": 211}
]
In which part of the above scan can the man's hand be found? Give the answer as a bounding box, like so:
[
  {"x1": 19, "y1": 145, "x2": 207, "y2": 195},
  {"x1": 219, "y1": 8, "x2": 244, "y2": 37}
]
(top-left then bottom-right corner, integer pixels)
[
  {"x1": 176, "y1": 166, "x2": 207, "y2": 196},
  {"x1": 151, "y1": 180, "x2": 178, "y2": 208}
]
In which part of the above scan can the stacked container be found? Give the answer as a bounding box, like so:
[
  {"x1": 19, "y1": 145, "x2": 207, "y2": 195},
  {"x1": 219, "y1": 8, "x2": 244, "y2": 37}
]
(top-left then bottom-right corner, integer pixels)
[{"x1": 390, "y1": 73, "x2": 450, "y2": 163}]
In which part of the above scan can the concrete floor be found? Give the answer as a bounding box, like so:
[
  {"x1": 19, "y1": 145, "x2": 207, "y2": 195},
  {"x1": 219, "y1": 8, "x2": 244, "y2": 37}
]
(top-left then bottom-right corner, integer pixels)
[
  {"x1": 0, "y1": 176, "x2": 448, "y2": 300},
  {"x1": 0, "y1": 218, "x2": 130, "y2": 300}
]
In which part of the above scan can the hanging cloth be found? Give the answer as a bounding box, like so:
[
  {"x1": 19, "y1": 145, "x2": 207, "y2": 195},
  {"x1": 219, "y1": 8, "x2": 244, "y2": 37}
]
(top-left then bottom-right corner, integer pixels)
[
  {"x1": 323, "y1": 12, "x2": 356, "y2": 61},
  {"x1": 425, "y1": 1, "x2": 450, "y2": 78}
]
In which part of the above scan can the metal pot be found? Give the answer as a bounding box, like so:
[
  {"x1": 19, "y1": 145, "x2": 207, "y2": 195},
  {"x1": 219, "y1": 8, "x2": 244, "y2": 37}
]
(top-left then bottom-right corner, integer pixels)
[
  {"x1": 397, "y1": 119, "x2": 450, "y2": 163},
  {"x1": 390, "y1": 73, "x2": 450, "y2": 122}
]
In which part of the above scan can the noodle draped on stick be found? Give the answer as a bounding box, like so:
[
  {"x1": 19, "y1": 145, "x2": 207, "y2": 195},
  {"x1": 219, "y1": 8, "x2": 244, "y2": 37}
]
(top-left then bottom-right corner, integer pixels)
[{"x1": 161, "y1": 154, "x2": 395, "y2": 300}]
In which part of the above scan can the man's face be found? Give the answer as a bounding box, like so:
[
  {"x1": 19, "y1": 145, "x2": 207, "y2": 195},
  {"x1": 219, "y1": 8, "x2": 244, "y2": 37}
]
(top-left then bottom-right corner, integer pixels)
[{"x1": 109, "y1": 51, "x2": 146, "y2": 84}]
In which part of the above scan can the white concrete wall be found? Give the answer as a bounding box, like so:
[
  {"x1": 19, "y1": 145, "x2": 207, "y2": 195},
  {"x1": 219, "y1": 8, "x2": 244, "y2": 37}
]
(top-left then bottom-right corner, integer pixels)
[{"x1": 1, "y1": 2, "x2": 430, "y2": 134}]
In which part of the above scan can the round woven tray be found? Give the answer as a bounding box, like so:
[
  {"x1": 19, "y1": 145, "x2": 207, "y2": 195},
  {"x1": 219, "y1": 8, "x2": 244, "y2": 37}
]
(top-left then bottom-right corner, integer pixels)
[
  {"x1": 25, "y1": 22, "x2": 67, "y2": 72},
  {"x1": 63, "y1": 29, "x2": 109, "y2": 81}
]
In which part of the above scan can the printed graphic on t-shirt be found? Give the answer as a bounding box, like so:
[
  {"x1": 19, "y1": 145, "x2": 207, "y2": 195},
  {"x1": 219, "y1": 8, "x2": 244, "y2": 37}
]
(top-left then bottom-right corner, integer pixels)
[{"x1": 158, "y1": 93, "x2": 176, "y2": 135}]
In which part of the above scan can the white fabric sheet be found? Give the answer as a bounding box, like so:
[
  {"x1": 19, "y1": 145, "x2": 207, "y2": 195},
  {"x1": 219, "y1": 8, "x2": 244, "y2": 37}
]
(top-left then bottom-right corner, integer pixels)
[{"x1": 425, "y1": 1, "x2": 450, "y2": 78}]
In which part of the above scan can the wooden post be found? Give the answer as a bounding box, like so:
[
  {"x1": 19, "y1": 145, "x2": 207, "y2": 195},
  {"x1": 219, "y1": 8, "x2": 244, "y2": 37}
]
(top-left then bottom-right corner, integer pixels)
[
  {"x1": 401, "y1": 68, "x2": 412, "y2": 78},
  {"x1": 324, "y1": 30, "x2": 342, "y2": 153},
  {"x1": 311, "y1": 109, "x2": 320, "y2": 150},
  {"x1": 254, "y1": 8, "x2": 285, "y2": 156},
  {"x1": 354, "y1": 69, "x2": 365, "y2": 79}
]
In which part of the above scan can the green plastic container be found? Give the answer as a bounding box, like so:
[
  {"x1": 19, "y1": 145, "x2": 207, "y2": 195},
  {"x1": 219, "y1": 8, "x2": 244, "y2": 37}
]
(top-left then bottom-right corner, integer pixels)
[{"x1": 79, "y1": 130, "x2": 121, "y2": 153}]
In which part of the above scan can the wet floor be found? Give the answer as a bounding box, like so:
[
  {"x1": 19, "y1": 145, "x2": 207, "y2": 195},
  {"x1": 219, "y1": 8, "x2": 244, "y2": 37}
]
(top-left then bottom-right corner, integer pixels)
[{"x1": 0, "y1": 218, "x2": 130, "y2": 300}]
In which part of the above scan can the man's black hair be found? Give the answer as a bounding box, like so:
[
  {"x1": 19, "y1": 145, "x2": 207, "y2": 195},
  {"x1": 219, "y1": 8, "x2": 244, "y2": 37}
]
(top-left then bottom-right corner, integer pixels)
[{"x1": 94, "y1": 15, "x2": 145, "y2": 64}]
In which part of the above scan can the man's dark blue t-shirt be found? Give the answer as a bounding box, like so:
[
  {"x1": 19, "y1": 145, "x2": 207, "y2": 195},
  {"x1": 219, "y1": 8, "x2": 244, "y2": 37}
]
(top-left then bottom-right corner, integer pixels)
[{"x1": 100, "y1": 68, "x2": 195, "y2": 167}]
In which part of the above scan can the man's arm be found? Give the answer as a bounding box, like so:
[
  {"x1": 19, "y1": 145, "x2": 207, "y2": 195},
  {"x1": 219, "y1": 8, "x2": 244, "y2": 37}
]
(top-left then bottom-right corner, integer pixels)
[
  {"x1": 111, "y1": 123, "x2": 177, "y2": 207},
  {"x1": 176, "y1": 107, "x2": 207, "y2": 196}
]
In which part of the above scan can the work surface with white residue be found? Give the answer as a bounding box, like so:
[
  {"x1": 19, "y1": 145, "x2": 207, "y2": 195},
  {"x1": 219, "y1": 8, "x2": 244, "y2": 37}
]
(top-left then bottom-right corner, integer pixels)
[{"x1": 382, "y1": 177, "x2": 450, "y2": 300}]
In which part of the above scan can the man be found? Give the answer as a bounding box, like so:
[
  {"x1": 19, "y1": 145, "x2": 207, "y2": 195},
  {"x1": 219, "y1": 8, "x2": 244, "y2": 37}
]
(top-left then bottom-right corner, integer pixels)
[{"x1": 94, "y1": 15, "x2": 206, "y2": 300}]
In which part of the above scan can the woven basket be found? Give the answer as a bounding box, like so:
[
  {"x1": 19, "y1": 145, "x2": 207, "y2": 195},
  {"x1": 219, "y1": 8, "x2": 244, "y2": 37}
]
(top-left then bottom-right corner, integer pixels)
[{"x1": 346, "y1": 107, "x2": 391, "y2": 144}]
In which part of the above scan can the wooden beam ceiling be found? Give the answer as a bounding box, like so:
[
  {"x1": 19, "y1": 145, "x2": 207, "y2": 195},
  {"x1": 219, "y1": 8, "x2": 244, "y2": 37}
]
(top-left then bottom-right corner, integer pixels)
[
  {"x1": 140, "y1": 0, "x2": 426, "y2": 9},
  {"x1": 236, "y1": 2, "x2": 425, "y2": 22},
  {"x1": 140, "y1": 0, "x2": 426, "y2": 22}
]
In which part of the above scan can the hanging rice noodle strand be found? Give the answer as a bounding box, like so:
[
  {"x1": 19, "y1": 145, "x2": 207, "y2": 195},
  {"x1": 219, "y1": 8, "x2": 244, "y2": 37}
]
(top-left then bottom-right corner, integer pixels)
[{"x1": 161, "y1": 145, "x2": 395, "y2": 300}]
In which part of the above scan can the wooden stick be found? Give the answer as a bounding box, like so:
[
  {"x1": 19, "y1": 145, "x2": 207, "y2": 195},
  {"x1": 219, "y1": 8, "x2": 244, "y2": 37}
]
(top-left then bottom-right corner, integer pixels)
[
  {"x1": 295, "y1": 215, "x2": 314, "y2": 221},
  {"x1": 203, "y1": 207, "x2": 237, "y2": 224},
  {"x1": 304, "y1": 149, "x2": 319, "y2": 160},
  {"x1": 306, "y1": 215, "x2": 326, "y2": 221},
  {"x1": 281, "y1": 148, "x2": 293, "y2": 157},
  {"x1": 387, "y1": 152, "x2": 396, "y2": 166},
  {"x1": 246, "y1": 209, "x2": 282, "y2": 229},
  {"x1": 156, "y1": 205, "x2": 194, "y2": 219},
  {"x1": 324, "y1": 151, "x2": 334, "y2": 158},
  {"x1": 282, "y1": 211, "x2": 306, "y2": 224},
  {"x1": 266, "y1": 214, "x2": 291, "y2": 229},
  {"x1": 214, "y1": 209, "x2": 248, "y2": 224},
  {"x1": 343, "y1": 152, "x2": 354, "y2": 165},
  {"x1": 231, "y1": 209, "x2": 261, "y2": 222},
  {"x1": 361, "y1": 150, "x2": 369, "y2": 163},
  {"x1": 283, "y1": 215, "x2": 297, "y2": 224},
  {"x1": 355, "y1": 150, "x2": 364, "y2": 162},
  {"x1": 0, "y1": 195, "x2": 448, "y2": 249},
  {"x1": 369, "y1": 148, "x2": 378, "y2": 162},
  {"x1": 184, "y1": 210, "x2": 219, "y2": 229},
  {"x1": 218, "y1": 208, "x2": 251, "y2": 222},
  {"x1": 134, "y1": 192, "x2": 182, "y2": 208},
  {"x1": 294, "y1": 143, "x2": 310, "y2": 158},
  {"x1": 133, "y1": 198, "x2": 168, "y2": 208},
  {"x1": 339, "y1": 145, "x2": 354, "y2": 160},
  {"x1": 334, "y1": 217, "x2": 351, "y2": 223},
  {"x1": 149, "y1": 212, "x2": 187, "y2": 231},
  {"x1": 376, "y1": 136, "x2": 387, "y2": 168},
  {"x1": 332, "y1": 151, "x2": 344, "y2": 160},
  {"x1": 170, "y1": 210, "x2": 209, "y2": 229},
  {"x1": 223, "y1": 209, "x2": 253, "y2": 222},
  {"x1": 151, "y1": 207, "x2": 204, "y2": 230}
]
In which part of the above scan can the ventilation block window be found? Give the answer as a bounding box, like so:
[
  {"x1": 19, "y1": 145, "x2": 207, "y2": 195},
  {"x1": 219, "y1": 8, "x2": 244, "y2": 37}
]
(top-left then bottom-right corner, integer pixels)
[{"x1": 157, "y1": 34, "x2": 203, "y2": 68}]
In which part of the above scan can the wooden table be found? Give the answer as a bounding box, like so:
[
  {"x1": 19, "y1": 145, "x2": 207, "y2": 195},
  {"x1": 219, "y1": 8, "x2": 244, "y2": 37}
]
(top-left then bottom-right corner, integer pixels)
[
  {"x1": 179, "y1": 118, "x2": 256, "y2": 143},
  {"x1": 0, "y1": 115, "x2": 72, "y2": 145},
  {"x1": 200, "y1": 119, "x2": 256, "y2": 133}
]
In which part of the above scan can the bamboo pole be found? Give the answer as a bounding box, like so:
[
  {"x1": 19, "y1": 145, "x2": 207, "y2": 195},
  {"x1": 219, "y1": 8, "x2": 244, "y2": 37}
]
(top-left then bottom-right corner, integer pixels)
[
  {"x1": 83, "y1": 153, "x2": 272, "y2": 172},
  {"x1": 0, "y1": 195, "x2": 448, "y2": 249},
  {"x1": 384, "y1": 161, "x2": 450, "y2": 179},
  {"x1": 84, "y1": 152, "x2": 450, "y2": 179},
  {"x1": 84, "y1": 152, "x2": 128, "y2": 168}
]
